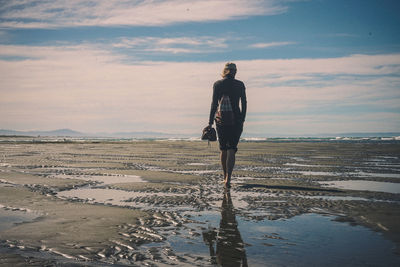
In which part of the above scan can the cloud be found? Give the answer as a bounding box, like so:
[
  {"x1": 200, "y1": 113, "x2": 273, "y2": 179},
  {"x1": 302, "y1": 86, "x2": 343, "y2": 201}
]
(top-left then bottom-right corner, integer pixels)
[
  {"x1": 247, "y1": 112, "x2": 400, "y2": 135},
  {"x1": 0, "y1": 0, "x2": 288, "y2": 28},
  {"x1": 112, "y1": 36, "x2": 228, "y2": 54},
  {"x1": 249, "y1": 41, "x2": 295, "y2": 49},
  {"x1": 0, "y1": 43, "x2": 399, "y2": 134}
]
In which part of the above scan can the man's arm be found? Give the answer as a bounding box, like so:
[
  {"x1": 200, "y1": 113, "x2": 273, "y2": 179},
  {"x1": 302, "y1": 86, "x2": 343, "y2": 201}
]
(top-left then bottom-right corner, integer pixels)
[
  {"x1": 208, "y1": 83, "x2": 219, "y2": 126},
  {"x1": 241, "y1": 83, "x2": 247, "y2": 123}
]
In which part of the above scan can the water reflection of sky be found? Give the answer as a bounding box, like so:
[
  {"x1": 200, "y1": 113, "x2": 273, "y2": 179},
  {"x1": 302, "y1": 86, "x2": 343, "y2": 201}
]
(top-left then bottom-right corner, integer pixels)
[
  {"x1": 319, "y1": 180, "x2": 400, "y2": 194},
  {"x1": 168, "y1": 191, "x2": 400, "y2": 266},
  {"x1": 0, "y1": 208, "x2": 40, "y2": 232}
]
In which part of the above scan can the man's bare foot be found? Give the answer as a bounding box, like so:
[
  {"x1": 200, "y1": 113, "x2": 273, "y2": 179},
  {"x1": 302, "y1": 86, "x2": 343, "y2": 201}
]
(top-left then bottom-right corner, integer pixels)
[{"x1": 223, "y1": 174, "x2": 228, "y2": 184}]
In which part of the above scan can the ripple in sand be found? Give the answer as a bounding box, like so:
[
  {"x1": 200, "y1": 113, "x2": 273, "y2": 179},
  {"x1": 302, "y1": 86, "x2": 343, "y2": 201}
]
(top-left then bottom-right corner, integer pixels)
[
  {"x1": 57, "y1": 188, "x2": 188, "y2": 209},
  {"x1": 299, "y1": 195, "x2": 369, "y2": 201},
  {"x1": 51, "y1": 174, "x2": 144, "y2": 185},
  {"x1": 174, "y1": 170, "x2": 218, "y2": 174},
  {"x1": 284, "y1": 163, "x2": 332, "y2": 167},
  {"x1": 288, "y1": 170, "x2": 340, "y2": 176}
]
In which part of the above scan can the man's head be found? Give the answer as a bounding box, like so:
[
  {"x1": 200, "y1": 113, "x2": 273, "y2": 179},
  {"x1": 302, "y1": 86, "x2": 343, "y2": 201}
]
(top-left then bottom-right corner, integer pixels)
[{"x1": 222, "y1": 62, "x2": 237, "y2": 78}]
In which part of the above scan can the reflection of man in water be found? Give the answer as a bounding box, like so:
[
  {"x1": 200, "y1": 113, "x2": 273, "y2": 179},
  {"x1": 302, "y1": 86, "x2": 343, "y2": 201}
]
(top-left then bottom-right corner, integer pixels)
[{"x1": 203, "y1": 189, "x2": 248, "y2": 266}]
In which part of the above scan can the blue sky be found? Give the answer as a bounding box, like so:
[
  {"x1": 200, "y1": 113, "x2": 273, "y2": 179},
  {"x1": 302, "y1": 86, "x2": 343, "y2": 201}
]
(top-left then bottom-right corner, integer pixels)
[{"x1": 0, "y1": 0, "x2": 399, "y2": 136}]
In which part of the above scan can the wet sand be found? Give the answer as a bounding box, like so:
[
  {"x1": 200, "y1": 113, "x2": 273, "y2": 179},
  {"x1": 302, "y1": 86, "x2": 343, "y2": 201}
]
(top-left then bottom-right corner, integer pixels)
[{"x1": 0, "y1": 138, "x2": 399, "y2": 266}]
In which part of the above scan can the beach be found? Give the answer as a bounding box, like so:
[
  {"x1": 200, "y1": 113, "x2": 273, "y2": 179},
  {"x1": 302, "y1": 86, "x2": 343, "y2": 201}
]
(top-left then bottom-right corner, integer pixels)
[{"x1": 0, "y1": 138, "x2": 399, "y2": 266}]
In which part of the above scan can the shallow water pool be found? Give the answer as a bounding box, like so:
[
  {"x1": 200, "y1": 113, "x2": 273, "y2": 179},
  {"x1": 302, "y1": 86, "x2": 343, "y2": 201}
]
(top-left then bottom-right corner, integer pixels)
[
  {"x1": 166, "y1": 211, "x2": 399, "y2": 266},
  {"x1": 0, "y1": 208, "x2": 40, "y2": 232},
  {"x1": 319, "y1": 180, "x2": 400, "y2": 194}
]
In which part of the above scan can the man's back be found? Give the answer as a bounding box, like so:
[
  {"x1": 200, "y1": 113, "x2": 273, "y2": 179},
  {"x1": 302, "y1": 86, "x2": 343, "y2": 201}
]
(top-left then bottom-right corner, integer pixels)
[{"x1": 212, "y1": 77, "x2": 247, "y2": 124}]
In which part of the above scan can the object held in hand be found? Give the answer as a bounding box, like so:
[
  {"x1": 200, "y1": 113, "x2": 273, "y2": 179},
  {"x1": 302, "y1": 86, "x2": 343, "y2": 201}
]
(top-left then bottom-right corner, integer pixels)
[{"x1": 201, "y1": 126, "x2": 217, "y2": 141}]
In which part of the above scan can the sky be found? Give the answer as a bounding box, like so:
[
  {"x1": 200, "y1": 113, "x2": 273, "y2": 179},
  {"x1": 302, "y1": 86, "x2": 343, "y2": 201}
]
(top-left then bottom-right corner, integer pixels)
[{"x1": 0, "y1": 0, "x2": 399, "y2": 136}]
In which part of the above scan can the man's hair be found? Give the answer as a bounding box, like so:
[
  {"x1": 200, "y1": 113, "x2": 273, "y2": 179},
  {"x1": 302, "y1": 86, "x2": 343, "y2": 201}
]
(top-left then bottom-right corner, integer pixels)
[{"x1": 222, "y1": 62, "x2": 237, "y2": 78}]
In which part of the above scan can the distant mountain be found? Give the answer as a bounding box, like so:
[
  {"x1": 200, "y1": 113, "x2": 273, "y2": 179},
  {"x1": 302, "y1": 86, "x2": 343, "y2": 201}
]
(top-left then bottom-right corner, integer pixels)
[
  {"x1": 0, "y1": 129, "x2": 24, "y2": 136},
  {"x1": 0, "y1": 128, "x2": 86, "y2": 137}
]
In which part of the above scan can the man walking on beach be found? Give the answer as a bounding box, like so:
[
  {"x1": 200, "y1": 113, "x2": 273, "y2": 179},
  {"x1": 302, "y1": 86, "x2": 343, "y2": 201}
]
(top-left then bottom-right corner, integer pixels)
[{"x1": 208, "y1": 63, "x2": 247, "y2": 187}]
